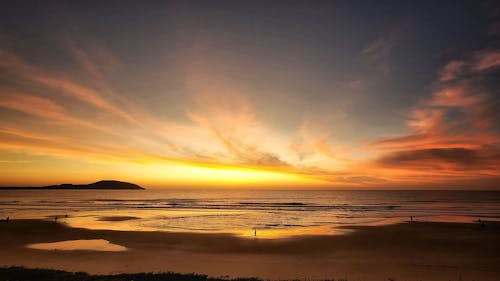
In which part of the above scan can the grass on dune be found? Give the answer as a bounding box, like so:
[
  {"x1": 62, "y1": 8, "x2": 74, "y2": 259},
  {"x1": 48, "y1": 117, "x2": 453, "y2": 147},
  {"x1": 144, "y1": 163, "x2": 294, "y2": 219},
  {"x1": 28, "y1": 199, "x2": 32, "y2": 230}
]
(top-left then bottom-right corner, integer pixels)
[{"x1": 0, "y1": 267, "x2": 348, "y2": 281}]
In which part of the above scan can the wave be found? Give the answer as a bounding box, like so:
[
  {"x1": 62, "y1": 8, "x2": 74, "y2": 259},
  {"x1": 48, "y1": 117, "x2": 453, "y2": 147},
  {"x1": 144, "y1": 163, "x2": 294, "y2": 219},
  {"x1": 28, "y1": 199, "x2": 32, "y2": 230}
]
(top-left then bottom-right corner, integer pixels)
[{"x1": 239, "y1": 202, "x2": 306, "y2": 206}]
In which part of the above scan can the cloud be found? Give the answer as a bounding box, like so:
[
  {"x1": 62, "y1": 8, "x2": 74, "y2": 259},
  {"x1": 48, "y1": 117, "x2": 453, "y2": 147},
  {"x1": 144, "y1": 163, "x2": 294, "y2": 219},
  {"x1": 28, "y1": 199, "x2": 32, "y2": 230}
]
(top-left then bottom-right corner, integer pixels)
[
  {"x1": 370, "y1": 91, "x2": 497, "y2": 173},
  {"x1": 0, "y1": 91, "x2": 104, "y2": 130},
  {"x1": 0, "y1": 122, "x2": 185, "y2": 166},
  {"x1": 376, "y1": 146, "x2": 500, "y2": 172},
  {"x1": 1, "y1": 25, "x2": 499, "y2": 189},
  {"x1": 70, "y1": 42, "x2": 120, "y2": 79},
  {"x1": 289, "y1": 115, "x2": 350, "y2": 164},
  {"x1": 370, "y1": 47, "x2": 500, "y2": 180},
  {"x1": 0, "y1": 32, "x2": 317, "y2": 183},
  {"x1": 360, "y1": 38, "x2": 393, "y2": 61},
  {"x1": 472, "y1": 49, "x2": 500, "y2": 71},
  {"x1": 0, "y1": 49, "x2": 139, "y2": 124},
  {"x1": 439, "y1": 60, "x2": 467, "y2": 81},
  {"x1": 373, "y1": 82, "x2": 495, "y2": 150},
  {"x1": 428, "y1": 86, "x2": 492, "y2": 130},
  {"x1": 360, "y1": 36, "x2": 395, "y2": 74},
  {"x1": 439, "y1": 49, "x2": 500, "y2": 81},
  {"x1": 185, "y1": 90, "x2": 289, "y2": 168},
  {"x1": 0, "y1": 46, "x2": 178, "y2": 167}
]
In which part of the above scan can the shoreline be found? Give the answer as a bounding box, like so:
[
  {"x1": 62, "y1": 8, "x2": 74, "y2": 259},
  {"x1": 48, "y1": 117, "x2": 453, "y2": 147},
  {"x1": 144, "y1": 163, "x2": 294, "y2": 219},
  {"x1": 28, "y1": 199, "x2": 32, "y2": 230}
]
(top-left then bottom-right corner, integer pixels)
[{"x1": 1, "y1": 219, "x2": 499, "y2": 280}]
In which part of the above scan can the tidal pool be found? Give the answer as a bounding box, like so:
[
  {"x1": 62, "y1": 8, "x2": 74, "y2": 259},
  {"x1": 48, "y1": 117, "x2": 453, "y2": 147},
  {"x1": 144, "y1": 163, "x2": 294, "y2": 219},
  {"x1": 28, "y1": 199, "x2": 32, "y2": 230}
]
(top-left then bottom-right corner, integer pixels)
[{"x1": 26, "y1": 239, "x2": 127, "y2": 252}]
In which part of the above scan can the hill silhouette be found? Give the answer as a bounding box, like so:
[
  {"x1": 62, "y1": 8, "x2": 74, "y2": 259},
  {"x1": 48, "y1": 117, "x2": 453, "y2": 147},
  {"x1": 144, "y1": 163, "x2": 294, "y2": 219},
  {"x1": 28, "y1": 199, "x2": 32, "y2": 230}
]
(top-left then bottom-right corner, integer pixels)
[{"x1": 0, "y1": 180, "x2": 144, "y2": 190}]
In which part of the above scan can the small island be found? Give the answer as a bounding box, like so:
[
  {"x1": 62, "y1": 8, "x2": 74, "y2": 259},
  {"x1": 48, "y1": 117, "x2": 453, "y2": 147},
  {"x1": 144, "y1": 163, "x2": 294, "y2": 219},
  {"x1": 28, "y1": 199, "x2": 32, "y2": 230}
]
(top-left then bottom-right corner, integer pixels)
[{"x1": 0, "y1": 180, "x2": 145, "y2": 190}]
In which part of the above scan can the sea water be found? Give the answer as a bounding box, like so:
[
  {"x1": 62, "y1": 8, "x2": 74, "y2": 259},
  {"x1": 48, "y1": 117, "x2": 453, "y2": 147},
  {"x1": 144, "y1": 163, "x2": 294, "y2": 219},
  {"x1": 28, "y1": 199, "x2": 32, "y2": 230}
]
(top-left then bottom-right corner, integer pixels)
[{"x1": 1, "y1": 189, "x2": 499, "y2": 237}]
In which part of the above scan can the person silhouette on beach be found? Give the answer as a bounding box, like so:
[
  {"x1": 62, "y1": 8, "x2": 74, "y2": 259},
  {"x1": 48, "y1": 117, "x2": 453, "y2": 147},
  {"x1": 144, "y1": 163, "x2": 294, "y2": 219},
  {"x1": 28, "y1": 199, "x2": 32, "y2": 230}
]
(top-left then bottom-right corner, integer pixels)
[
  {"x1": 5, "y1": 217, "x2": 9, "y2": 224},
  {"x1": 254, "y1": 228, "x2": 257, "y2": 237},
  {"x1": 410, "y1": 216, "x2": 413, "y2": 223}
]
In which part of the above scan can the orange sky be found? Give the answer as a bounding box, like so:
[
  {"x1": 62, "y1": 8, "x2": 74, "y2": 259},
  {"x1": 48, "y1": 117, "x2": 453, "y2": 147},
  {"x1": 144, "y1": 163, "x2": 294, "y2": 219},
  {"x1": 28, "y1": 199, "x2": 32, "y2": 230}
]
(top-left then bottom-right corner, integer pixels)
[{"x1": 1, "y1": 2, "x2": 499, "y2": 189}]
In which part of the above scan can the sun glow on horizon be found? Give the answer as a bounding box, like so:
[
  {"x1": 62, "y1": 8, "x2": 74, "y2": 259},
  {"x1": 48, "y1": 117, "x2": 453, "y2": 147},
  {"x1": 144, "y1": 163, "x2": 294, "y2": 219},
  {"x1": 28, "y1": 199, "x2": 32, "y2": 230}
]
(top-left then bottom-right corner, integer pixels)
[
  {"x1": 0, "y1": 152, "x2": 327, "y2": 188},
  {"x1": 121, "y1": 161, "x2": 328, "y2": 188}
]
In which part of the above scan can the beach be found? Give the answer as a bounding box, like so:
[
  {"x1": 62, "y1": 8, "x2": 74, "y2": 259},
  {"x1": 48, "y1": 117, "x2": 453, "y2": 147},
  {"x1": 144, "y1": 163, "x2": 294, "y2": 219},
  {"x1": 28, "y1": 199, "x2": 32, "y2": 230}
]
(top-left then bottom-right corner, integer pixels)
[
  {"x1": 1, "y1": 220, "x2": 498, "y2": 281},
  {"x1": 2, "y1": 1, "x2": 500, "y2": 280}
]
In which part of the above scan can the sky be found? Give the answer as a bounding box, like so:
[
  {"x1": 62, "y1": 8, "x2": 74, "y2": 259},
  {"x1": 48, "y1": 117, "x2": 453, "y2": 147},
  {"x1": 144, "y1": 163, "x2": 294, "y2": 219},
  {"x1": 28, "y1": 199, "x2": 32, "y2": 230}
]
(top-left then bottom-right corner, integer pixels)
[{"x1": 0, "y1": 0, "x2": 499, "y2": 189}]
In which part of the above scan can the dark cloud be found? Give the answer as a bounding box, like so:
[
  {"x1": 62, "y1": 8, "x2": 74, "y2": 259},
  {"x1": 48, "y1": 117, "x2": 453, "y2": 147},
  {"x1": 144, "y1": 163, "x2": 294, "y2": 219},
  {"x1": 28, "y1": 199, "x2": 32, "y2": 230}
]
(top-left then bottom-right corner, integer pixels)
[{"x1": 376, "y1": 146, "x2": 500, "y2": 171}]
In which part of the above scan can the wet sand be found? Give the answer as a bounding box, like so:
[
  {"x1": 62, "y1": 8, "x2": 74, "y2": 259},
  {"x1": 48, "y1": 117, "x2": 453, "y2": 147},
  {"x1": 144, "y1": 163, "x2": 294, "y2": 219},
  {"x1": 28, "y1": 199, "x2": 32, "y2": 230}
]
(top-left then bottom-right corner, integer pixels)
[
  {"x1": 0, "y1": 220, "x2": 499, "y2": 281},
  {"x1": 96, "y1": 216, "x2": 140, "y2": 222}
]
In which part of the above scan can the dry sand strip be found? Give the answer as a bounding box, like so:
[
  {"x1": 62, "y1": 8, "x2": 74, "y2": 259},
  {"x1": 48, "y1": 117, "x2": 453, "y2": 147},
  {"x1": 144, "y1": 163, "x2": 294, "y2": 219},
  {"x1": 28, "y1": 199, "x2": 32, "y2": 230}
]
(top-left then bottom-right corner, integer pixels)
[{"x1": 0, "y1": 220, "x2": 499, "y2": 281}]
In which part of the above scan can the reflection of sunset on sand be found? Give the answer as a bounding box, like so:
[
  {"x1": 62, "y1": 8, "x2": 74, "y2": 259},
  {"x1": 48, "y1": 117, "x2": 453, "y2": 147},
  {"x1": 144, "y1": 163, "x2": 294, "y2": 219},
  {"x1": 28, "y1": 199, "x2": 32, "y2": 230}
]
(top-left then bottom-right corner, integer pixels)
[
  {"x1": 65, "y1": 211, "x2": 351, "y2": 238},
  {"x1": 27, "y1": 239, "x2": 127, "y2": 252},
  {"x1": 1, "y1": 220, "x2": 499, "y2": 281}
]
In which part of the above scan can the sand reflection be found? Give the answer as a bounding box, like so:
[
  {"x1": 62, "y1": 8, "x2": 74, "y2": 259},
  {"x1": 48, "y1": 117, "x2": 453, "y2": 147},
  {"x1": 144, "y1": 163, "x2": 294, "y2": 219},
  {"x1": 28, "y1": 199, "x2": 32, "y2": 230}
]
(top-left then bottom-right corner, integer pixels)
[{"x1": 26, "y1": 239, "x2": 127, "y2": 252}]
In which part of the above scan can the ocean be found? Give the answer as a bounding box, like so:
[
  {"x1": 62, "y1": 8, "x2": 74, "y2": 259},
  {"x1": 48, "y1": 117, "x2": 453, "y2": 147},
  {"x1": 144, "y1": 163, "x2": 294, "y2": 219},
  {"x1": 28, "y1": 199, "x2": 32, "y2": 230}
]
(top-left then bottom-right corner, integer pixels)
[{"x1": 1, "y1": 189, "x2": 499, "y2": 238}]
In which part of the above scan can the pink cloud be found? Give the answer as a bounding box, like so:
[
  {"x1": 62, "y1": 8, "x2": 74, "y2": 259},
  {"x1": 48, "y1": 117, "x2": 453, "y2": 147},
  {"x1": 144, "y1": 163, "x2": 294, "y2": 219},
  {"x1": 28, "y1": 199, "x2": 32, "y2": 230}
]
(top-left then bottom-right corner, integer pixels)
[
  {"x1": 370, "y1": 60, "x2": 500, "y2": 178},
  {"x1": 438, "y1": 49, "x2": 500, "y2": 81},
  {"x1": 0, "y1": 91, "x2": 109, "y2": 131},
  {"x1": 472, "y1": 49, "x2": 500, "y2": 71},
  {"x1": 0, "y1": 49, "x2": 139, "y2": 124},
  {"x1": 439, "y1": 60, "x2": 466, "y2": 81}
]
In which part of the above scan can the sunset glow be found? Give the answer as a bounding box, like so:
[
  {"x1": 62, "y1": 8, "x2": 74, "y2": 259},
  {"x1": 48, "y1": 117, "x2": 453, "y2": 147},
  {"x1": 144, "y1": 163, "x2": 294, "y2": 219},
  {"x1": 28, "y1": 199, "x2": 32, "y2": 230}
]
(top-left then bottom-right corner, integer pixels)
[
  {"x1": 0, "y1": 1, "x2": 499, "y2": 189},
  {"x1": 2, "y1": 3, "x2": 500, "y2": 281}
]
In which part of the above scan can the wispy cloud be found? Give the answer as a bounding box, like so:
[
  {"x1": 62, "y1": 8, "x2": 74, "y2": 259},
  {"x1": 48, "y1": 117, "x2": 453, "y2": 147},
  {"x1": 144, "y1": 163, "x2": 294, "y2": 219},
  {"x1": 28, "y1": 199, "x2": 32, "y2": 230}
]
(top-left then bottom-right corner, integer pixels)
[
  {"x1": 370, "y1": 48, "x2": 500, "y2": 179},
  {"x1": 360, "y1": 36, "x2": 394, "y2": 74},
  {"x1": 1, "y1": 21, "x2": 499, "y2": 189},
  {"x1": 0, "y1": 49, "x2": 139, "y2": 124},
  {"x1": 185, "y1": 89, "x2": 289, "y2": 168},
  {"x1": 0, "y1": 91, "x2": 105, "y2": 130},
  {"x1": 289, "y1": 113, "x2": 350, "y2": 165},
  {"x1": 439, "y1": 49, "x2": 500, "y2": 81},
  {"x1": 360, "y1": 38, "x2": 393, "y2": 61},
  {"x1": 439, "y1": 60, "x2": 467, "y2": 81}
]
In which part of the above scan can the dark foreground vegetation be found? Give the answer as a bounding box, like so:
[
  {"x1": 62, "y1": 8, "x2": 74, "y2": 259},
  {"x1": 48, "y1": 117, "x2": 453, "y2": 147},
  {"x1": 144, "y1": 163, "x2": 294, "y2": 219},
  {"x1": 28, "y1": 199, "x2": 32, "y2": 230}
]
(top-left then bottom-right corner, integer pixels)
[
  {"x1": 0, "y1": 267, "x2": 264, "y2": 281},
  {"x1": 0, "y1": 267, "x2": 350, "y2": 281}
]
